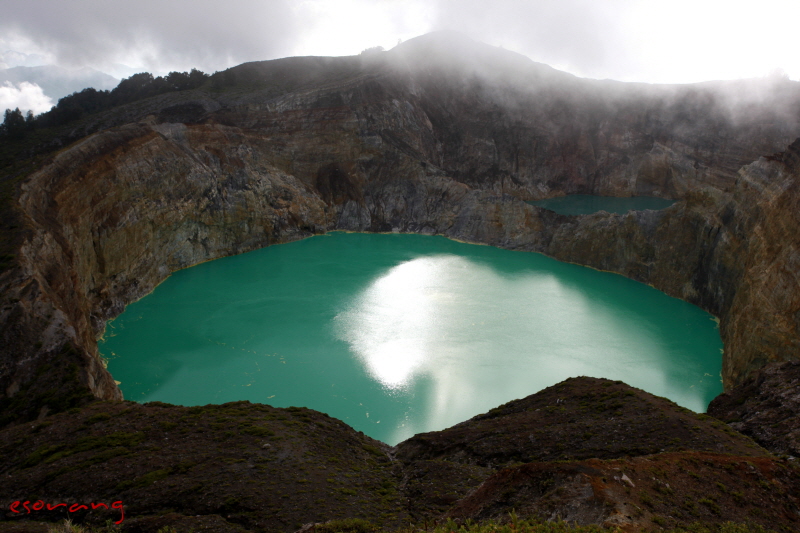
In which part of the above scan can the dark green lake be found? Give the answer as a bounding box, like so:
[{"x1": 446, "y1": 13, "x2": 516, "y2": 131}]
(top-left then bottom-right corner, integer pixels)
[
  {"x1": 528, "y1": 195, "x2": 675, "y2": 215},
  {"x1": 101, "y1": 232, "x2": 722, "y2": 445}
]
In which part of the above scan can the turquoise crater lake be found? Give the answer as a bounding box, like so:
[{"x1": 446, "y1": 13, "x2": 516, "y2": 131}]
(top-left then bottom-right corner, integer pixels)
[
  {"x1": 528, "y1": 195, "x2": 675, "y2": 216},
  {"x1": 101, "y1": 232, "x2": 722, "y2": 445}
]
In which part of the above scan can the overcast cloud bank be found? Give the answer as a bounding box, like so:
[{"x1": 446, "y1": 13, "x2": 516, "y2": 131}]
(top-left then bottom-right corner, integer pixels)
[{"x1": 0, "y1": 0, "x2": 797, "y2": 93}]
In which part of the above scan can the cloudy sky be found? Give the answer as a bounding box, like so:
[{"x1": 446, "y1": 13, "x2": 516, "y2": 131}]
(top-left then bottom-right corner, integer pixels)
[{"x1": 2, "y1": 0, "x2": 799, "y2": 112}]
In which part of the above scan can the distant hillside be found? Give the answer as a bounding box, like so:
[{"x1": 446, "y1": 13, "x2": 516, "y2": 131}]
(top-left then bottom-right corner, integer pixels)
[
  {"x1": 3, "y1": 31, "x2": 800, "y2": 531},
  {"x1": 0, "y1": 65, "x2": 118, "y2": 101}
]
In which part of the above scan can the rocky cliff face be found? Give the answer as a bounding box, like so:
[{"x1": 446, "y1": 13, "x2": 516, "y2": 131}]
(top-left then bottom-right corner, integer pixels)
[
  {"x1": 544, "y1": 139, "x2": 800, "y2": 385},
  {"x1": 2, "y1": 32, "x2": 800, "y2": 422},
  {"x1": 709, "y1": 361, "x2": 800, "y2": 456},
  {"x1": 3, "y1": 378, "x2": 793, "y2": 532}
]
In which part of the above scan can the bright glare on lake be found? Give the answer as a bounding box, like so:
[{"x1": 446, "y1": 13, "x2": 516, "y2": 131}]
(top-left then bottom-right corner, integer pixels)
[{"x1": 102, "y1": 232, "x2": 722, "y2": 445}]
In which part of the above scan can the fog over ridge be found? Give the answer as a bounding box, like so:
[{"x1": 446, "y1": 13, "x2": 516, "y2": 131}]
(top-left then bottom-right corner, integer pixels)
[
  {"x1": 1, "y1": 0, "x2": 797, "y2": 83},
  {"x1": 1, "y1": 0, "x2": 799, "y2": 128}
]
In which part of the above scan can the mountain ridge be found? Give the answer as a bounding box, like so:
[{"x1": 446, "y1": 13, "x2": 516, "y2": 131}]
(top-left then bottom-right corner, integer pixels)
[
  {"x1": 2, "y1": 31, "x2": 800, "y2": 530},
  {"x1": 0, "y1": 64, "x2": 119, "y2": 102},
  {"x1": 3, "y1": 29, "x2": 800, "y2": 418}
]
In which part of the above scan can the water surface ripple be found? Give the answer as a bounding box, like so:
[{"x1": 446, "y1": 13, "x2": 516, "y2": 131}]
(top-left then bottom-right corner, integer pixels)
[{"x1": 102, "y1": 232, "x2": 722, "y2": 444}]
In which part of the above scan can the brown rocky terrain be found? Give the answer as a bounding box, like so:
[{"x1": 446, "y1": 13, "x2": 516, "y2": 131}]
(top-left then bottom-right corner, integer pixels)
[
  {"x1": 709, "y1": 361, "x2": 800, "y2": 457},
  {"x1": 2, "y1": 31, "x2": 800, "y2": 531},
  {"x1": 3, "y1": 378, "x2": 797, "y2": 532},
  {"x1": 395, "y1": 377, "x2": 765, "y2": 468},
  {"x1": 3, "y1": 33, "x2": 800, "y2": 417},
  {"x1": 445, "y1": 452, "x2": 800, "y2": 530}
]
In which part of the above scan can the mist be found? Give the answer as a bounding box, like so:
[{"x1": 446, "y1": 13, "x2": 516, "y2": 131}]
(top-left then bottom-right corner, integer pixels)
[
  {"x1": 1, "y1": 1, "x2": 799, "y2": 115},
  {"x1": 1, "y1": 0, "x2": 797, "y2": 82},
  {"x1": 0, "y1": 81, "x2": 53, "y2": 114}
]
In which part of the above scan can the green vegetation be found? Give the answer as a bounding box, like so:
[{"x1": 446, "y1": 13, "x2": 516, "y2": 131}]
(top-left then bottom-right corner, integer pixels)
[
  {"x1": 115, "y1": 468, "x2": 170, "y2": 491},
  {"x1": 313, "y1": 518, "x2": 781, "y2": 533},
  {"x1": 312, "y1": 518, "x2": 379, "y2": 533},
  {"x1": 1, "y1": 70, "x2": 209, "y2": 141},
  {"x1": 46, "y1": 519, "x2": 121, "y2": 532},
  {"x1": 38, "y1": 517, "x2": 782, "y2": 533},
  {"x1": 639, "y1": 491, "x2": 655, "y2": 508},
  {"x1": 0, "y1": 345, "x2": 96, "y2": 424},
  {"x1": 241, "y1": 424, "x2": 274, "y2": 437},
  {"x1": 23, "y1": 431, "x2": 144, "y2": 467},
  {"x1": 362, "y1": 444, "x2": 385, "y2": 457},
  {"x1": 0, "y1": 107, "x2": 32, "y2": 140},
  {"x1": 699, "y1": 497, "x2": 722, "y2": 515},
  {"x1": 0, "y1": 70, "x2": 215, "y2": 277},
  {"x1": 85, "y1": 413, "x2": 112, "y2": 425}
]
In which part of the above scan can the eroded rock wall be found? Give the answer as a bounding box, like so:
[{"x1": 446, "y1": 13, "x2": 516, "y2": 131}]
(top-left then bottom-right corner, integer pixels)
[
  {"x1": 541, "y1": 141, "x2": 800, "y2": 384},
  {"x1": 3, "y1": 37, "x2": 800, "y2": 421},
  {"x1": 1, "y1": 122, "x2": 333, "y2": 417},
  {"x1": 720, "y1": 141, "x2": 800, "y2": 383}
]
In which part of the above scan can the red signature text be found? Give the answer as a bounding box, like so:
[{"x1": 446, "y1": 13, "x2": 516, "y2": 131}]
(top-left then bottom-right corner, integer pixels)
[{"x1": 9, "y1": 500, "x2": 125, "y2": 524}]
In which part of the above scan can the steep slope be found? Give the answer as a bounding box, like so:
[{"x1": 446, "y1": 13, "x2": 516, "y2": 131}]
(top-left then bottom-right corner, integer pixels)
[
  {"x1": 709, "y1": 360, "x2": 800, "y2": 456},
  {"x1": 395, "y1": 377, "x2": 764, "y2": 467},
  {"x1": 3, "y1": 378, "x2": 794, "y2": 533},
  {"x1": 1, "y1": 32, "x2": 800, "y2": 423}
]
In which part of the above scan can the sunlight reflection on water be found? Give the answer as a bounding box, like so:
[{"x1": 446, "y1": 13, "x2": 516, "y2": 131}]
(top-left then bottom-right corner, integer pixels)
[
  {"x1": 334, "y1": 253, "x2": 679, "y2": 443},
  {"x1": 103, "y1": 233, "x2": 722, "y2": 445}
]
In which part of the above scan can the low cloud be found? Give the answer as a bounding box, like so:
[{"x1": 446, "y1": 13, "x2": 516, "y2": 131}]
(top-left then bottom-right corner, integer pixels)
[
  {"x1": 0, "y1": 0, "x2": 797, "y2": 84},
  {"x1": 429, "y1": 0, "x2": 800, "y2": 83},
  {"x1": 0, "y1": 0, "x2": 299, "y2": 75},
  {"x1": 1, "y1": 50, "x2": 50, "y2": 68},
  {"x1": 429, "y1": 0, "x2": 628, "y2": 80},
  {"x1": 0, "y1": 81, "x2": 54, "y2": 114}
]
